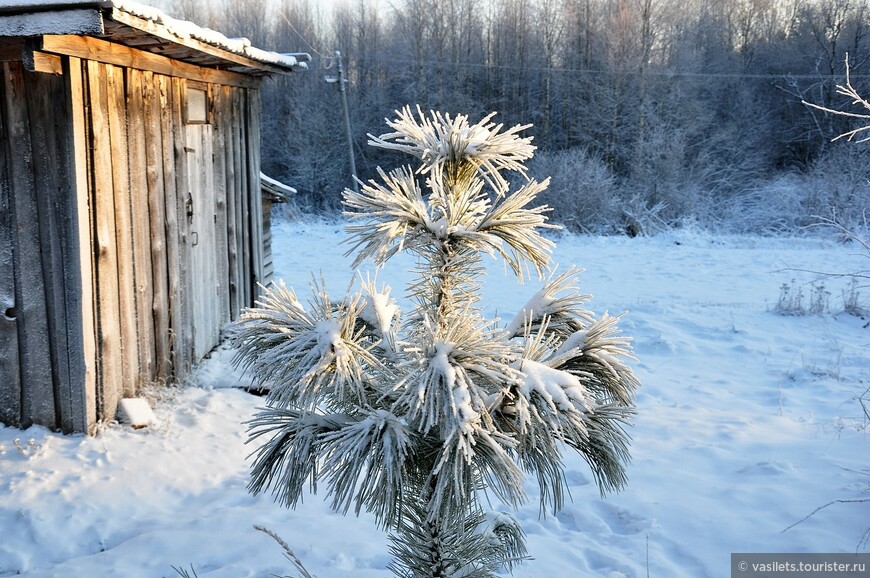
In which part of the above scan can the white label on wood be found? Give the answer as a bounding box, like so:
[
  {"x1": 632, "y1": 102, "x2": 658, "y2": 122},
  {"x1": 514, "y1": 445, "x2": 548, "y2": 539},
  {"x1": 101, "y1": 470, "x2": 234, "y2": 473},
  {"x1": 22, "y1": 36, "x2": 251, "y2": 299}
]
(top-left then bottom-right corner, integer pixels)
[{"x1": 185, "y1": 87, "x2": 207, "y2": 124}]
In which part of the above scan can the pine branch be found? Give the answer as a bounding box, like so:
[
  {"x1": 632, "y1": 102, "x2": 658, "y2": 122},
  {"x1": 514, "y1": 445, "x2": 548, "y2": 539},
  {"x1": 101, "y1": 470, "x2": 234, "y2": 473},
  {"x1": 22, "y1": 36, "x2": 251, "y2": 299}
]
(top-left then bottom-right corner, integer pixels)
[
  {"x1": 344, "y1": 166, "x2": 432, "y2": 267},
  {"x1": 504, "y1": 267, "x2": 594, "y2": 338},
  {"x1": 319, "y1": 409, "x2": 413, "y2": 527},
  {"x1": 368, "y1": 105, "x2": 536, "y2": 194},
  {"x1": 236, "y1": 106, "x2": 640, "y2": 578}
]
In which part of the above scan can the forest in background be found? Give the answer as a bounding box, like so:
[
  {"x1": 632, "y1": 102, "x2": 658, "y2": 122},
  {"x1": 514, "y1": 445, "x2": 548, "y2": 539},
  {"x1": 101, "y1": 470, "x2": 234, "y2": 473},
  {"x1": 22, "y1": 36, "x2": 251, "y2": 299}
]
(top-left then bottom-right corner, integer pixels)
[{"x1": 157, "y1": 0, "x2": 870, "y2": 235}]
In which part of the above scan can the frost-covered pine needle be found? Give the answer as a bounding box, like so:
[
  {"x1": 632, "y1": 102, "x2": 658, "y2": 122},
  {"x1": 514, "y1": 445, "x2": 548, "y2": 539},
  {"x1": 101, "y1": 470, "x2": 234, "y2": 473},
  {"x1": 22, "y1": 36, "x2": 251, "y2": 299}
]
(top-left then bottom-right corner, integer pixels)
[{"x1": 233, "y1": 106, "x2": 640, "y2": 578}]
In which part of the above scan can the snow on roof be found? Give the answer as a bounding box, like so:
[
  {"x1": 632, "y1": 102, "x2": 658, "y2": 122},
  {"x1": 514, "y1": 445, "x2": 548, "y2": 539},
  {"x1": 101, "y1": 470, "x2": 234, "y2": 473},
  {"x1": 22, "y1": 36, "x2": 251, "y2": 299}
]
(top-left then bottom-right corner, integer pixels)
[
  {"x1": 0, "y1": 0, "x2": 310, "y2": 72},
  {"x1": 260, "y1": 172, "x2": 297, "y2": 202}
]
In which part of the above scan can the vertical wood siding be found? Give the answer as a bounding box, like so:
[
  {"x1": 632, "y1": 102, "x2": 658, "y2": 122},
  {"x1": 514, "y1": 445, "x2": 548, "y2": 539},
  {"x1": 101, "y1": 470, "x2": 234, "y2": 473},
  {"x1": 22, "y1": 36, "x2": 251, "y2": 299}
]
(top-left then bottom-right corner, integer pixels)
[
  {"x1": 0, "y1": 60, "x2": 86, "y2": 431},
  {"x1": 0, "y1": 56, "x2": 264, "y2": 432},
  {"x1": 0, "y1": 64, "x2": 22, "y2": 427}
]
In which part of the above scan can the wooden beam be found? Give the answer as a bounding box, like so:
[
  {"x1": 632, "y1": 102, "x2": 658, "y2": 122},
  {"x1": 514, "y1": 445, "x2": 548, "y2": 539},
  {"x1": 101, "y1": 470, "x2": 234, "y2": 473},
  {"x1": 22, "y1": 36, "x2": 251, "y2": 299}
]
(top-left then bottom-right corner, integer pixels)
[
  {"x1": 0, "y1": 9, "x2": 103, "y2": 38},
  {"x1": 108, "y1": 8, "x2": 290, "y2": 77},
  {"x1": 36, "y1": 34, "x2": 262, "y2": 89},
  {"x1": 23, "y1": 49, "x2": 62, "y2": 76}
]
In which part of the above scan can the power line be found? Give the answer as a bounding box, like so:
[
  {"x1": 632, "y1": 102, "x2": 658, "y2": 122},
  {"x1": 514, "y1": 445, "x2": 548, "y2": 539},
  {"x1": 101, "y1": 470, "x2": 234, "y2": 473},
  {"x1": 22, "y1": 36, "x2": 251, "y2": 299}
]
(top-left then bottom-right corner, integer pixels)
[
  {"x1": 278, "y1": 10, "x2": 332, "y2": 66},
  {"x1": 359, "y1": 55, "x2": 869, "y2": 80}
]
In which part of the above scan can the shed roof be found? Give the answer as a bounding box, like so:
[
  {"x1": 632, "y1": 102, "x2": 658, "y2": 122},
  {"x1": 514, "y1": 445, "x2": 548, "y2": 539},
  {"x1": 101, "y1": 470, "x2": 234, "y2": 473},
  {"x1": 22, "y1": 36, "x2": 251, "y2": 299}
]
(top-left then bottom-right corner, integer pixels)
[
  {"x1": 260, "y1": 172, "x2": 296, "y2": 203},
  {"x1": 0, "y1": 0, "x2": 310, "y2": 75}
]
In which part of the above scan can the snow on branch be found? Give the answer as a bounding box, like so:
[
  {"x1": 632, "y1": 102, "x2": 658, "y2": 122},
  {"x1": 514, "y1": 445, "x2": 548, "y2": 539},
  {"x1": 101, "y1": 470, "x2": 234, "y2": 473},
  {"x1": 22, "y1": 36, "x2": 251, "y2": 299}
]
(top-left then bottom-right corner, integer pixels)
[
  {"x1": 368, "y1": 105, "x2": 535, "y2": 194},
  {"x1": 504, "y1": 267, "x2": 594, "y2": 338},
  {"x1": 803, "y1": 54, "x2": 870, "y2": 143}
]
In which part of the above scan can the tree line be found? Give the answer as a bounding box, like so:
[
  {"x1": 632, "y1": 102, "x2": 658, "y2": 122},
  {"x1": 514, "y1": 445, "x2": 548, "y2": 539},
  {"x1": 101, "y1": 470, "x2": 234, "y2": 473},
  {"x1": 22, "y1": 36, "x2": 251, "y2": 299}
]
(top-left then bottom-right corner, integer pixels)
[{"x1": 165, "y1": 0, "x2": 870, "y2": 234}]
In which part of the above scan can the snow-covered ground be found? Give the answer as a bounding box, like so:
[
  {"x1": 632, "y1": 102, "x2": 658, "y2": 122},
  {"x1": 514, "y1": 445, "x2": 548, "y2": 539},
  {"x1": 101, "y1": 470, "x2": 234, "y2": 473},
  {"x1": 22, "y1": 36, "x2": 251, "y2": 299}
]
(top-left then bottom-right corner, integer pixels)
[{"x1": 1, "y1": 219, "x2": 868, "y2": 578}]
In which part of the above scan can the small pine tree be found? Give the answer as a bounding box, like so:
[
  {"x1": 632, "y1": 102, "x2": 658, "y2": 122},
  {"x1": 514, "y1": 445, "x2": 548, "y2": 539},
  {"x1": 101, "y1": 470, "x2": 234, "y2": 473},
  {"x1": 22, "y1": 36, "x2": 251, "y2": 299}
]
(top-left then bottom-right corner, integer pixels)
[{"x1": 232, "y1": 106, "x2": 640, "y2": 577}]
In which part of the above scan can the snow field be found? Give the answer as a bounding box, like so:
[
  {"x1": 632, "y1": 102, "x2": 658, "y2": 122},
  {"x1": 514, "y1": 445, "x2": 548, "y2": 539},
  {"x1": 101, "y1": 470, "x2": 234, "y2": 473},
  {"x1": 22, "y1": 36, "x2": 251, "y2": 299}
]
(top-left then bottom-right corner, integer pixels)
[{"x1": 0, "y1": 219, "x2": 868, "y2": 577}]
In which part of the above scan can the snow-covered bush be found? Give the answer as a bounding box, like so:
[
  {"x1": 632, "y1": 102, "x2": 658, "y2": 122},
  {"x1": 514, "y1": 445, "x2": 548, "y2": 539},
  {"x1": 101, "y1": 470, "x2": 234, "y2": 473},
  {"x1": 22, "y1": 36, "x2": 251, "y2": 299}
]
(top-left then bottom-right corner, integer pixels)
[
  {"x1": 528, "y1": 147, "x2": 620, "y2": 234},
  {"x1": 801, "y1": 144, "x2": 870, "y2": 229},
  {"x1": 231, "y1": 106, "x2": 640, "y2": 578}
]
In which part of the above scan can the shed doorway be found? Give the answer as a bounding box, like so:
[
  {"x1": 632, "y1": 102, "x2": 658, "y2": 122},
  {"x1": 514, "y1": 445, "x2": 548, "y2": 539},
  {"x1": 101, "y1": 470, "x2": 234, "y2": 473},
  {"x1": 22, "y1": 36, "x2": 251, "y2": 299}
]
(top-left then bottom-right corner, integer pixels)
[{"x1": 184, "y1": 85, "x2": 224, "y2": 361}]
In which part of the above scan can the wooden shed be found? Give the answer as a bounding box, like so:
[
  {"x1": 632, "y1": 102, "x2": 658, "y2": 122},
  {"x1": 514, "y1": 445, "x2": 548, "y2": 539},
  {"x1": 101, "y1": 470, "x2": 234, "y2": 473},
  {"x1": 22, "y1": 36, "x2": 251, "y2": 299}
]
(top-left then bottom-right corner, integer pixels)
[{"x1": 0, "y1": 0, "x2": 309, "y2": 433}]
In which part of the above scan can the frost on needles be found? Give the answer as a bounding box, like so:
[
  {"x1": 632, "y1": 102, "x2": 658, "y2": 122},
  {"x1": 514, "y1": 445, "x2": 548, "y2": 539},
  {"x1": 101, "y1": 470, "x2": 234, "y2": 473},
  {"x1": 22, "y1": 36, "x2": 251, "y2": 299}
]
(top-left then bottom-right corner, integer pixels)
[{"x1": 231, "y1": 105, "x2": 641, "y2": 578}]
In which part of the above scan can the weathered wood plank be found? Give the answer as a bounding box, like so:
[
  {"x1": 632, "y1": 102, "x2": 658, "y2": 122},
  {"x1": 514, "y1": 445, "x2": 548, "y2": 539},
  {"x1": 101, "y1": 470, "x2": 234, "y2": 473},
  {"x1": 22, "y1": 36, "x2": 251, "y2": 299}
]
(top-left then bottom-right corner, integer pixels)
[
  {"x1": 25, "y1": 59, "x2": 87, "y2": 432},
  {"x1": 184, "y1": 121, "x2": 211, "y2": 360},
  {"x1": 87, "y1": 58, "x2": 123, "y2": 424},
  {"x1": 0, "y1": 63, "x2": 21, "y2": 427},
  {"x1": 67, "y1": 56, "x2": 97, "y2": 431},
  {"x1": 234, "y1": 88, "x2": 251, "y2": 308},
  {"x1": 222, "y1": 85, "x2": 241, "y2": 320},
  {"x1": 211, "y1": 86, "x2": 230, "y2": 327},
  {"x1": 142, "y1": 69, "x2": 171, "y2": 381},
  {"x1": 126, "y1": 67, "x2": 156, "y2": 390},
  {"x1": 37, "y1": 34, "x2": 261, "y2": 89},
  {"x1": 202, "y1": 117, "x2": 220, "y2": 348},
  {"x1": 171, "y1": 76, "x2": 192, "y2": 375},
  {"x1": 158, "y1": 73, "x2": 183, "y2": 378},
  {"x1": 263, "y1": 200, "x2": 274, "y2": 287},
  {"x1": 4, "y1": 61, "x2": 56, "y2": 428},
  {"x1": 247, "y1": 87, "x2": 264, "y2": 297},
  {"x1": 188, "y1": 113, "x2": 221, "y2": 357},
  {"x1": 106, "y1": 63, "x2": 139, "y2": 400}
]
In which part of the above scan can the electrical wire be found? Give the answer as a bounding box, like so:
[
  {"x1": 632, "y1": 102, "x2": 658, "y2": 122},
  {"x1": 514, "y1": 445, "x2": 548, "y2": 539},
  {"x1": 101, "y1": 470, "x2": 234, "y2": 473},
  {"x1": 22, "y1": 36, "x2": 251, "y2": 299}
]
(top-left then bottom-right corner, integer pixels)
[{"x1": 279, "y1": 11, "x2": 334, "y2": 68}]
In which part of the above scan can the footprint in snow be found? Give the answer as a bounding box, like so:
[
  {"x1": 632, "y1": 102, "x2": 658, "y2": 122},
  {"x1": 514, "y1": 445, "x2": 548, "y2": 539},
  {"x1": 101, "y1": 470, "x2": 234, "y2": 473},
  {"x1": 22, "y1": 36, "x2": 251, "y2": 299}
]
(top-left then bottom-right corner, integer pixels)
[{"x1": 737, "y1": 460, "x2": 794, "y2": 476}]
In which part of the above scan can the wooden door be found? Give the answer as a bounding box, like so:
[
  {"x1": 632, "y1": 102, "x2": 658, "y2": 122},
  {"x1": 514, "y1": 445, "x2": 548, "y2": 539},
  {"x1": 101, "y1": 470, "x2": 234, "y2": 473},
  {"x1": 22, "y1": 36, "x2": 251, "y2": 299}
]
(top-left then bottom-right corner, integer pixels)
[{"x1": 184, "y1": 86, "x2": 221, "y2": 361}]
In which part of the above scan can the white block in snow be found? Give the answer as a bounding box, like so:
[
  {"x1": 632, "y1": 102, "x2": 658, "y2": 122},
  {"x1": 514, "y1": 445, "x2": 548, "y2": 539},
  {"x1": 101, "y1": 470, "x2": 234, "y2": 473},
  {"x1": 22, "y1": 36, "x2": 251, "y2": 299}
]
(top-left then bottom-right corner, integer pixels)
[{"x1": 117, "y1": 398, "x2": 156, "y2": 429}]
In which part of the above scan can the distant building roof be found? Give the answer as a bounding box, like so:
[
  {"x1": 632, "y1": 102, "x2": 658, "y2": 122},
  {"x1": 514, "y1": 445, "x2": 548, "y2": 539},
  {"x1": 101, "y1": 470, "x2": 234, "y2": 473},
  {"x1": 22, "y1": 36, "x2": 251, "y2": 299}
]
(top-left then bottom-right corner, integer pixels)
[
  {"x1": 0, "y1": 0, "x2": 310, "y2": 75},
  {"x1": 260, "y1": 172, "x2": 296, "y2": 203}
]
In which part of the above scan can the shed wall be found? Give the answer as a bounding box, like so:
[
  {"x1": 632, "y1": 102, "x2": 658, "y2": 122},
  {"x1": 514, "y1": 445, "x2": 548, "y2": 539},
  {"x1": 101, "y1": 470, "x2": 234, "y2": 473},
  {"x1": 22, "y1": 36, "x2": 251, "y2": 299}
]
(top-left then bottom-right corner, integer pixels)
[{"x1": 0, "y1": 53, "x2": 265, "y2": 432}]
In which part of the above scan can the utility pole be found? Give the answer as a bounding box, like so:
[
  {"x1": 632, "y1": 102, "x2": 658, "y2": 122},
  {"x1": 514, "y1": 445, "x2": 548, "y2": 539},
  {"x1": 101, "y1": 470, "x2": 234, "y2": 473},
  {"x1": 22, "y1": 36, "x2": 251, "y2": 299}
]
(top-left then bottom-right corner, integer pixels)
[{"x1": 325, "y1": 50, "x2": 358, "y2": 193}]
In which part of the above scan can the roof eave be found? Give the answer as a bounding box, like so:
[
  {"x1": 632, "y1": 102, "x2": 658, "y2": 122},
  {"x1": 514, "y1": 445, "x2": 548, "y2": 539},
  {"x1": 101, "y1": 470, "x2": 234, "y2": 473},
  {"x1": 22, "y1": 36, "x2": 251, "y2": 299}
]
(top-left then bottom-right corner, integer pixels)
[{"x1": 0, "y1": 1, "x2": 310, "y2": 75}]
